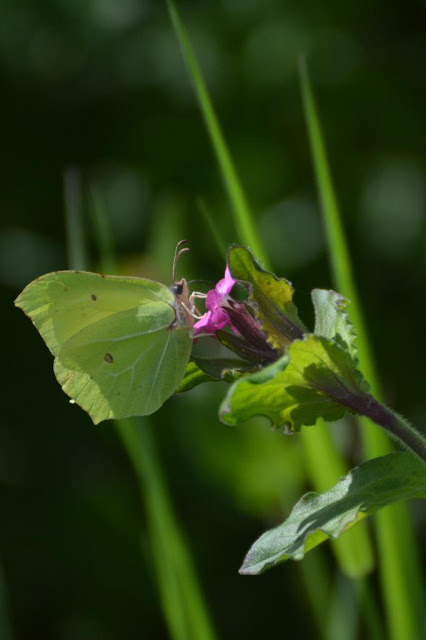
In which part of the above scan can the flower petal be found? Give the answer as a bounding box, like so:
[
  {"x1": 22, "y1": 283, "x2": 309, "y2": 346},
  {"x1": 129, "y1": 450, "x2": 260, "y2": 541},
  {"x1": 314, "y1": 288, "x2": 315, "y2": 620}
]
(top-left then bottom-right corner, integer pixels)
[
  {"x1": 209, "y1": 307, "x2": 229, "y2": 329},
  {"x1": 192, "y1": 265, "x2": 236, "y2": 337},
  {"x1": 216, "y1": 265, "x2": 235, "y2": 295},
  {"x1": 193, "y1": 312, "x2": 213, "y2": 334},
  {"x1": 206, "y1": 289, "x2": 221, "y2": 310}
]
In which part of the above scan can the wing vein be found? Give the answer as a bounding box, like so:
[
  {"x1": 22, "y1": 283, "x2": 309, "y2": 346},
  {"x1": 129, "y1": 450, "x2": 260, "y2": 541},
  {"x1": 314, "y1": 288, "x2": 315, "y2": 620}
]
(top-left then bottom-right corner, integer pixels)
[
  {"x1": 145, "y1": 331, "x2": 172, "y2": 410},
  {"x1": 83, "y1": 325, "x2": 167, "y2": 345}
]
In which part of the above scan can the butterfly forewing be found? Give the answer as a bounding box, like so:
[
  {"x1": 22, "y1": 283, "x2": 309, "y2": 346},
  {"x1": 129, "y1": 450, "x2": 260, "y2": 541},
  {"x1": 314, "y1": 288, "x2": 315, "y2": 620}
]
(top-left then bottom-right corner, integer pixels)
[{"x1": 15, "y1": 271, "x2": 176, "y2": 357}]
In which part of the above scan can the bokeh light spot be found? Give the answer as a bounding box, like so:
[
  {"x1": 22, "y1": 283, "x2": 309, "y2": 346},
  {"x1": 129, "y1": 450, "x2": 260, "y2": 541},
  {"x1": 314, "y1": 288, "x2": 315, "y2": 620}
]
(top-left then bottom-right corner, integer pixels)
[{"x1": 360, "y1": 161, "x2": 425, "y2": 260}]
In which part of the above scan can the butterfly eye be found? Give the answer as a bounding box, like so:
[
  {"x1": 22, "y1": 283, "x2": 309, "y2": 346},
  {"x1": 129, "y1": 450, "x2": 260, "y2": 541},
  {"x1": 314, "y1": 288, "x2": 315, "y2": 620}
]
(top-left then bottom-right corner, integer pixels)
[{"x1": 171, "y1": 282, "x2": 184, "y2": 296}]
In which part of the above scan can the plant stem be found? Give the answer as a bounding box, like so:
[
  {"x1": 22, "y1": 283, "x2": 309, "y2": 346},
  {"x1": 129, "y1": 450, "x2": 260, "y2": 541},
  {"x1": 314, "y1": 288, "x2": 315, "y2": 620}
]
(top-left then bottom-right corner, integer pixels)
[
  {"x1": 362, "y1": 400, "x2": 426, "y2": 464},
  {"x1": 325, "y1": 386, "x2": 426, "y2": 464}
]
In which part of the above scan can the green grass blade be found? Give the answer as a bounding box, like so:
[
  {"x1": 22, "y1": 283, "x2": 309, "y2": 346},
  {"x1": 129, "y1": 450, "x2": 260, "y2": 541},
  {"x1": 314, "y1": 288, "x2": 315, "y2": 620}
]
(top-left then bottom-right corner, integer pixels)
[
  {"x1": 298, "y1": 59, "x2": 378, "y2": 399},
  {"x1": 299, "y1": 551, "x2": 331, "y2": 640},
  {"x1": 63, "y1": 178, "x2": 218, "y2": 640},
  {"x1": 326, "y1": 574, "x2": 358, "y2": 640},
  {"x1": 196, "y1": 198, "x2": 227, "y2": 260},
  {"x1": 299, "y1": 57, "x2": 423, "y2": 640},
  {"x1": 356, "y1": 578, "x2": 386, "y2": 640},
  {"x1": 167, "y1": 0, "x2": 374, "y2": 587},
  {"x1": 167, "y1": 0, "x2": 270, "y2": 268},
  {"x1": 117, "y1": 419, "x2": 217, "y2": 640}
]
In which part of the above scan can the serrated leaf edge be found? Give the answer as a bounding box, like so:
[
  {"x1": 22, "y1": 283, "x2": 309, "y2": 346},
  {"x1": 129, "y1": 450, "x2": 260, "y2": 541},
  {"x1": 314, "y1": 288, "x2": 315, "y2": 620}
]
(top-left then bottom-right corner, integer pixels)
[
  {"x1": 227, "y1": 245, "x2": 306, "y2": 351},
  {"x1": 220, "y1": 333, "x2": 368, "y2": 429},
  {"x1": 312, "y1": 288, "x2": 359, "y2": 360}
]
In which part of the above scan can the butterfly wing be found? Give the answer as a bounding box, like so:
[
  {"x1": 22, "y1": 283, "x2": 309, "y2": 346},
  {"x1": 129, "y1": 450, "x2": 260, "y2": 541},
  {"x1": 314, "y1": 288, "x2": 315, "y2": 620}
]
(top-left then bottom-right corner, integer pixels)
[{"x1": 15, "y1": 271, "x2": 192, "y2": 423}]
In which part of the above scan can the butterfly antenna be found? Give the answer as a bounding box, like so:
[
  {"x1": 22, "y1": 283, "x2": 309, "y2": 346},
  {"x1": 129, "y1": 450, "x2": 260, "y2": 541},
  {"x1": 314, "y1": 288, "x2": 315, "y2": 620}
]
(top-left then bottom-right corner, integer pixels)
[
  {"x1": 187, "y1": 279, "x2": 213, "y2": 287},
  {"x1": 172, "y1": 240, "x2": 190, "y2": 282}
]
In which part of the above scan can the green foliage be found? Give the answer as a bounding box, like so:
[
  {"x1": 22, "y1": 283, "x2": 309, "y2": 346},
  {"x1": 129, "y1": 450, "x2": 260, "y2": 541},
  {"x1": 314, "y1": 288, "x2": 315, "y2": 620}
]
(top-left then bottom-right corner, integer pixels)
[
  {"x1": 220, "y1": 334, "x2": 369, "y2": 429},
  {"x1": 228, "y1": 246, "x2": 306, "y2": 349},
  {"x1": 240, "y1": 452, "x2": 426, "y2": 575},
  {"x1": 220, "y1": 250, "x2": 426, "y2": 466},
  {"x1": 6, "y1": 0, "x2": 426, "y2": 636},
  {"x1": 168, "y1": 0, "x2": 378, "y2": 595},
  {"x1": 176, "y1": 357, "x2": 251, "y2": 393},
  {"x1": 219, "y1": 266, "x2": 370, "y2": 432},
  {"x1": 312, "y1": 289, "x2": 358, "y2": 358},
  {"x1": 219, "y1": 245, "x2": 426, "y2": 567},
  {"x1": 117, "y1": 419, "x2": 218, "y2": 640},
  {"x1": 176, "y1": 360, "x2": 219, "y2": 393},
  {"x1": 300, "y1": 60, "x2": 424, "y2": 640}
]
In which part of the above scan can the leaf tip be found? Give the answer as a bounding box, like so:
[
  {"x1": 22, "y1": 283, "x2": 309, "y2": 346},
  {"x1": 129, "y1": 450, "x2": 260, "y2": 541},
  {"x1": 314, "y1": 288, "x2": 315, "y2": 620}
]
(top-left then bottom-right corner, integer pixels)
[
  {"x1": 238, "y1": 553, "x2": 263, "y2": 576},
  {"x1": 238, "y1": 564, "x2": 253, "y2": 576}
]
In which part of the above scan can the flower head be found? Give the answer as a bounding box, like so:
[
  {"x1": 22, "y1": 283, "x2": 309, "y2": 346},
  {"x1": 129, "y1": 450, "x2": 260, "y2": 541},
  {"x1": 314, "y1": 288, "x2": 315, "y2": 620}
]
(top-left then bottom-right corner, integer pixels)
[{"x1": 193, "y1": 265, "x2": 236, "y2": 335}]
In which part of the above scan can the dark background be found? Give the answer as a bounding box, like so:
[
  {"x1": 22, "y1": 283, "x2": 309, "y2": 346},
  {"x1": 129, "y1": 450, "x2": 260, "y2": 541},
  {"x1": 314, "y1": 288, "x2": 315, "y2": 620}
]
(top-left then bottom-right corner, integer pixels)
[{"x1": 1, "y1": 1, "x2": 425, "y2": 638}]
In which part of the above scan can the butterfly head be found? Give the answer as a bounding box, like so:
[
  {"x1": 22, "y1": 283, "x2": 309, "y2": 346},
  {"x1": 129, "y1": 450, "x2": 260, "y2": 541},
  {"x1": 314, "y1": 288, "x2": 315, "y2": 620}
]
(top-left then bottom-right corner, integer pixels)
[
  {"x1": 171, "y1": 280, "x2": 185, "y2": 297},
  {"x1": 171, "y1": 277, "x2": 194, "y2": 329}
]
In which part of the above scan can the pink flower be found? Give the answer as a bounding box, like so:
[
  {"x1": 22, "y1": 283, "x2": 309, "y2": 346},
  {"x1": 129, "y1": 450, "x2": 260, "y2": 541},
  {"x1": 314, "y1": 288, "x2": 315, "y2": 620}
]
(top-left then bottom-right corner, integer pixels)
[{"x1": 193, "y1": 265, "x2": 236, "y2": 335}]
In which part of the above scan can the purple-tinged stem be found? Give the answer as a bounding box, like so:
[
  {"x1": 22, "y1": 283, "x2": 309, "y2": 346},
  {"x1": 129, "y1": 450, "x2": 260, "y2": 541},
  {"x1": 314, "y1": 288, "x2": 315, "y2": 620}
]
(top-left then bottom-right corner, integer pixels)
[{"x1": 360, "y1": 397, "x2": 426, "y2": 464}]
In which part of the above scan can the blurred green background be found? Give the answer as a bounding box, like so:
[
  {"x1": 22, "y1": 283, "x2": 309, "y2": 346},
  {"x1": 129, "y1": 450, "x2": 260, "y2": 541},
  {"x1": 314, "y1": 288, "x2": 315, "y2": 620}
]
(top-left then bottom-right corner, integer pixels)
[{"x1": 1, "y1": 1, "x2": 425, "y2": 638}]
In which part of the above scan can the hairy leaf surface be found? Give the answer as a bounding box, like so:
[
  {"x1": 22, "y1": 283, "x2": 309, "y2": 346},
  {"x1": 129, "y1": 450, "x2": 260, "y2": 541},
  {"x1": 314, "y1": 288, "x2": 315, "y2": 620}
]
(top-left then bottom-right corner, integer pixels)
[
  {"x1": 240, "y1": 452, "x2": 426, "y2": 574},
  {"x1": 312, "y1": 289, "x2": 358, "y2": 357}
]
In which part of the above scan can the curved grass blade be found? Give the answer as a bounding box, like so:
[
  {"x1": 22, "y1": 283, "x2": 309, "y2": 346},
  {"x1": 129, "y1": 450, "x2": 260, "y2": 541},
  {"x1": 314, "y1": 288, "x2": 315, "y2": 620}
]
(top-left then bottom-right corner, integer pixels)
[
  {"x1": 196, "y1": 198, "x2": 228, "y2": 260},
  {"x1": 167, "y1": 0, "x2": 270, "y2": 268},
  {"x1": 167, "y1": 2, "x2": 374, "y2": 581},
  {"x1": 299, "y1": 58, "x2": 424, "y2": 640},
  {"x1": 117, "y1": 419, "x2": 217, "y2": 640},
  {"x1": 66, "y1": 175, "x2": 218, "y2": 640}
]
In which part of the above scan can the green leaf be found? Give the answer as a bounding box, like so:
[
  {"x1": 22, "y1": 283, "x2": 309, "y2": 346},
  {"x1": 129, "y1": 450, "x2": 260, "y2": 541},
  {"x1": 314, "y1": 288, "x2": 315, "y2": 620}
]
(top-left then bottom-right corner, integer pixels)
[
  {"x1": 240, "y1": 452, "x2": 426, "y2": 575},
  {"x1": 176, "y1": 357, "x2": 254, "y2": 393},
  {"x1": 312, "y1": 289, "x2": 357, "y2": 358},
  {"x1": 194, "y1": 356, "x2": 253, "y2": 378},
  {"x1": 227, "y1": 246, "x2": 307, "y2": 350},
  {"x1": 220, "y1": 334, "x2": 369, "y2": 430},
  {"x1": 176, "y1": 361, "x2": 218, "y2": 393}
]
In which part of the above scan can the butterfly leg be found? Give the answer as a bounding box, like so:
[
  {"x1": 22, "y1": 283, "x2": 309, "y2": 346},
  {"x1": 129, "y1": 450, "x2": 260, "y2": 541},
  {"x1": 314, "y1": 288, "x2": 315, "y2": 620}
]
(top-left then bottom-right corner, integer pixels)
[
  {"x1": 181, "y1": 300, "x2": 204, "y2": 319},
  {"x1": 188, "y1": 292, "x2": 208, "y2": 318}
]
